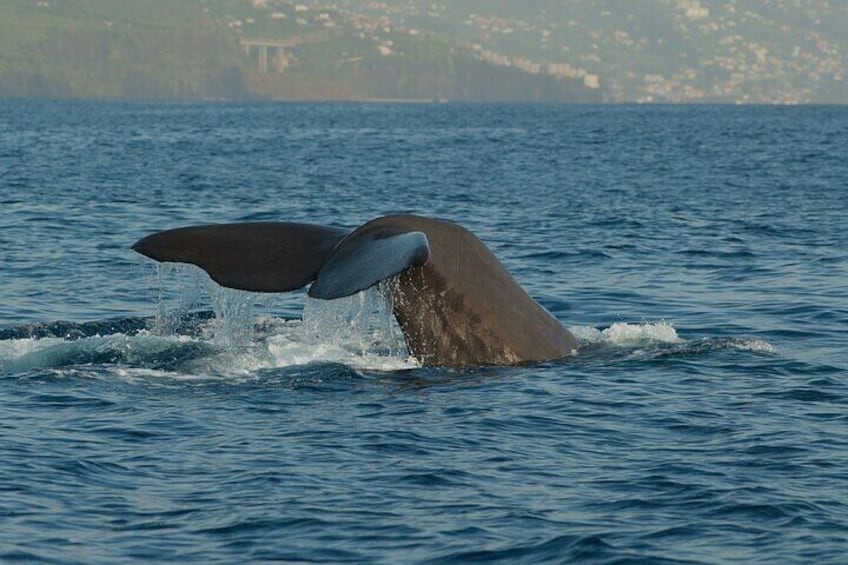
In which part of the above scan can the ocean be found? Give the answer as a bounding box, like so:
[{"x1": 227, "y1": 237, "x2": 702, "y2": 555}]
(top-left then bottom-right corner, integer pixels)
[{"x1": 1, "y1": 100, "x2": 846, "y2": 563}]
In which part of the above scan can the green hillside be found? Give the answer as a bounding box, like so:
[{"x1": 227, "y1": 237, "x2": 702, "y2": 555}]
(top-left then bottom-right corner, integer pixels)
[
  {"x1": 0, "y1": 1, "x2": 251, "y2": 99},
  {"x1": 3, "y1": 0, "x2": 847, "y2": 103},
  {"x1": 0, "y1": 0, "x2": 598, "y2": 102}
]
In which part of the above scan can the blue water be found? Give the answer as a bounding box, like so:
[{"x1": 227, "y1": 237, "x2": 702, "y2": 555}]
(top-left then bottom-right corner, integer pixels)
[{"x1": 1, "y1": 100, "x2": 847, "y2": 564}]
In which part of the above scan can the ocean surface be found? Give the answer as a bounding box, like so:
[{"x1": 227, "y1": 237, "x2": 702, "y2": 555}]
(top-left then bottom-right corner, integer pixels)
[{"x1": 1, "y1": 100, "x2": 846, "y2": 564}]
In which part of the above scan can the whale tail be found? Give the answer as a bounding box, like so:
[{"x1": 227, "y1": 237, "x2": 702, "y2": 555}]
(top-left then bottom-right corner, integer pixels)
[
  {"x1": 132, "y1": 215, "x2": 576, "y2": 367},
  {"x1": 132, "y1": 221, "x2": 430, "y2": 298}
]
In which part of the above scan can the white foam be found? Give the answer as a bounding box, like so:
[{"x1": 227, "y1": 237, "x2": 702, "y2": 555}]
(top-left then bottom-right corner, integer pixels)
[
  {"x1": 0, "y1": 336, "x2": 62, "y2": 361},
  {"x1": 186, "y1": 314, "x2": 419, "y2": 375},
  {"x1": 263, "y1": 324, "x2": 419, "y2": 371},
  {"x1": 570, "y1": 321, "x2": 683, "y2": 347}
]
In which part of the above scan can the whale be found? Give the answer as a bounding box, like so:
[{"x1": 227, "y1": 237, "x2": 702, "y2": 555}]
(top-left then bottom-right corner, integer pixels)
[{"x1": 131, "y1": 214, "x2": 577, "y2": 367}]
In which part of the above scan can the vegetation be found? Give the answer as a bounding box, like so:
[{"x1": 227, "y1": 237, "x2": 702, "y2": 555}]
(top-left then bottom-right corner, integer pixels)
[
  {"x1": 0, "y1": 0, "x2": 596, "y2": 102},
  {"x1": 3, "y1": 0, "x2": 847, "y2": 103},
  {"x1": 0, "y1": 1, "x2": 250, "y2": 99}
]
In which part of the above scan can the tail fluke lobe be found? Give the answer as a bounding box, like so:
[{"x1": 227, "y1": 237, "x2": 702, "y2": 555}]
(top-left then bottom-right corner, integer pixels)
[
  {"x1": 132, "y1": 222, "x2": 348, "y2": 293},
  {"x1": 308, "y1": 231, "x2": 430, "y2": 299}
]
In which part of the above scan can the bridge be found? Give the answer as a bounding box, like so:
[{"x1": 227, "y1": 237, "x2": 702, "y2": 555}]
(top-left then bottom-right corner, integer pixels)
[{"x1": 238, "y1": 32, "x2": 336, "y2": 73}]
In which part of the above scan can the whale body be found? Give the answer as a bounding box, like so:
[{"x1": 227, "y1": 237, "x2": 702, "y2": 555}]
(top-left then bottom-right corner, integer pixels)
[{"x1": 132, "y1": 215, "x2": 577, "y2": 367}]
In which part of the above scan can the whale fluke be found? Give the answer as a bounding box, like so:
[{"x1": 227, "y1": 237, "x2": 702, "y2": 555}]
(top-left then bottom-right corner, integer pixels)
[
  {"x1": 310, "y1": 230, "x2": 430, "y2": 300},
  {"x1": 132, "y1": 222, "x2": 347, "y2": 293},
  {"x1": 132, "y1": 215, "x2": 577, "y2": 367}
]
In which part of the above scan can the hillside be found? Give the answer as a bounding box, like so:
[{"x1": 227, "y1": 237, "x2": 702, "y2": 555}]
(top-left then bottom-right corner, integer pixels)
[
  {"x1": 0, "y1": 1, "x2": 250, "y2": 99},
  {"x1": 0, "y1": 0, "x2": 596, "y2": 102},
  {"x1": 1, "y1": 0, "x2": 846, "y2": 103}
]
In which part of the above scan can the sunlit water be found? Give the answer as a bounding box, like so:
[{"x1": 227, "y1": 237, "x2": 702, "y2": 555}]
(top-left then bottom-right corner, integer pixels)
[{"x1": 1, "y1": 100, "x2": 846, "y2": 563}]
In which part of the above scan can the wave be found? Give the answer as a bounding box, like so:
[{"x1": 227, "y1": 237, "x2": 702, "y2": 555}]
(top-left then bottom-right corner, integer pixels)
[
  {"x1": 0, "y1": 311, "x2": 215, "y2": 341},
  {"x1": 0, "y1": 323, "x2": 419, "y2": 378},
  {"x1": 2, "y1": 280, "x2": 776, "y2": 377},
  {"x1": 2, "y1": 319, "x2": 777, "y2": 379}
]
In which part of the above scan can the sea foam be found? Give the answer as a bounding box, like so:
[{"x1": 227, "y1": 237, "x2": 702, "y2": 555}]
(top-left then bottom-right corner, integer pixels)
[{"x1": 571, "y1": 321, "x2": 683, "y2": 347}]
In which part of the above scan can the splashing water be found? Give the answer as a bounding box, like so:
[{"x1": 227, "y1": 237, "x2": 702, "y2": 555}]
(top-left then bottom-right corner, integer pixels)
[
  {"x1": 0, "y1": 265, "x2": 420, "y2": 376},
  {"x1": 156, "y1": 269, "x2": 417, "y2": 374},
  {"x1": 301, "y1": 280, "x2": 408, "y2": 359}
]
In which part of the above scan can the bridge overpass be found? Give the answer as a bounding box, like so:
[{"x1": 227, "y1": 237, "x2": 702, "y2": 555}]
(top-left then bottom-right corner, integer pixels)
[{"x1": 238, "y1": 32, "x2": 336, "y2": 72}]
